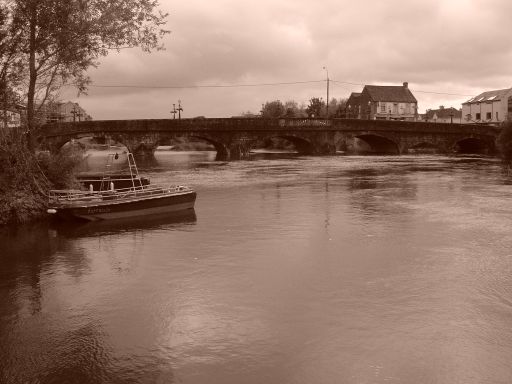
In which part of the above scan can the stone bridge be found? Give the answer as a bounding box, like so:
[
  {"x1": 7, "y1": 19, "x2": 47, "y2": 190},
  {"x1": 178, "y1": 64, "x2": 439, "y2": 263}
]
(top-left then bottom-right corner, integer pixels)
[{"x1": 38, "y1": 118, "x2": 501, "y2": 160}]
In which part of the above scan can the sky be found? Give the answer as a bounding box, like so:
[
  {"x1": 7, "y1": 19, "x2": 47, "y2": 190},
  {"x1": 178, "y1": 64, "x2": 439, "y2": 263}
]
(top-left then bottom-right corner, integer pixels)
[{"x1": 63, "y1": 0, "x2": 512, "y2": 120}]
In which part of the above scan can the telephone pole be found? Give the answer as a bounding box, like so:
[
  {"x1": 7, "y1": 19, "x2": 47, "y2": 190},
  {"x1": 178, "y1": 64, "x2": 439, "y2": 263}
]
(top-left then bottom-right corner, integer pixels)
[{"x1": 323, "y1": 67, "x2": 329, "y2": 119}]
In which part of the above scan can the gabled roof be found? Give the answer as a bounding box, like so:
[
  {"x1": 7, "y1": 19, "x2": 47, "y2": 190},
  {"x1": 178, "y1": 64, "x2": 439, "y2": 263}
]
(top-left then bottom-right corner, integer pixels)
[
  {"x1": 347, "y1": 92, "x2": 361, "y2": 105},
  {"x1": 426, "y1": 107, "x2": 461, "y2": 119},
  {"x1": 463, "y1": 88, "x2": 512, "y2": 104},
  {"x1": 363, "y1": 85, "x2": 417, "y2": 103}
]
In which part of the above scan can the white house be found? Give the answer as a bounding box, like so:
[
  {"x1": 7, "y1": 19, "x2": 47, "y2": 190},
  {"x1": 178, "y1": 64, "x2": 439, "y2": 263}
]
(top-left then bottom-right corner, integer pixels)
[
  {"x1": 425, "y1": 106, "x2": 462, "y2": 124},
  {"x1": 461, "y1": 88, "x2": 512, "y2": 124},
  {"x1": 1, "y1": 105, "x2": 23, "y2": 129},
  {"x1": 43, "y1": 101, "x2": 92, "y2": 122}
]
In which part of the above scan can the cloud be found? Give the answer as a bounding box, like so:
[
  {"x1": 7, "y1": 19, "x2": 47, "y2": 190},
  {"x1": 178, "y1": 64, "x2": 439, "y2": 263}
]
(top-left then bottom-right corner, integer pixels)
[{"x1": 73, "y1": 0, "x2": 512, "y2": 119}]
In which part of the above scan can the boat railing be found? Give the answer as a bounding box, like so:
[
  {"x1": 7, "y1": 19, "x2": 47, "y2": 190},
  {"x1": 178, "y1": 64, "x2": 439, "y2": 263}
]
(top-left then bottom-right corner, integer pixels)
[{"x1": 49, "y1": 184, "x2": 192, "y2": 204}]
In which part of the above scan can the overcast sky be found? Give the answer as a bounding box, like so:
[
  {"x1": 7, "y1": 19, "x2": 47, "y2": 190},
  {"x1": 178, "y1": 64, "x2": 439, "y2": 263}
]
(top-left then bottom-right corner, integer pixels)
[{"x1": 64, "y1": 0, "x2": 512, "y2": 120}]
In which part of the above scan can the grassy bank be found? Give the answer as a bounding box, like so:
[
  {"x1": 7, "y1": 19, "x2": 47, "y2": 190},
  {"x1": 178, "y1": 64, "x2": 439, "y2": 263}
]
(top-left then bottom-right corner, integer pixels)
[{"x1": 0, "y1": 129, "x2": 82, "y2": 225}]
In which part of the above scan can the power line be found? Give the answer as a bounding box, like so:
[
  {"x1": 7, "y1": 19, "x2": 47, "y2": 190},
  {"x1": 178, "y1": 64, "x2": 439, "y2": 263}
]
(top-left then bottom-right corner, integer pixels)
[
  {"x1": 83, "y1": 78, "x2": 474, "y2": 97},
  {"x1": 330, "y1": 79, "x2": 473, "y2": 97},
  {"x1": 87, "y1": 79, "x2": 325, "y2": 89}
]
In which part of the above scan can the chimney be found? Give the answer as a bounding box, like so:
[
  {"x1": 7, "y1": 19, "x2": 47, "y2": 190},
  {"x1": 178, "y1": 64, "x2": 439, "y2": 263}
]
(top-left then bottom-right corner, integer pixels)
[{"x1": 403, "y1": 82, "x2": 408, "y2": 88}]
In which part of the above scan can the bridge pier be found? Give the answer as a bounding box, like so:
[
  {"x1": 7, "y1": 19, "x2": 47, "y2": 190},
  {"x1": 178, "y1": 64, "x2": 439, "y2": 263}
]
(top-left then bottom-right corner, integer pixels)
[
  {"x1": 227, "y1": 140, "x2": 252, "y2": 161},
  {"x1": 316, "y1": 143, "x2": 337, "y2": 156}
]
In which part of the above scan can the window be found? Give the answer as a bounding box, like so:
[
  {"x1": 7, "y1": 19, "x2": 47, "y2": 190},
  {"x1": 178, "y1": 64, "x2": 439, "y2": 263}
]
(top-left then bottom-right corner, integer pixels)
[
  {"x1": 476, "y1": 113, "x2": 481, "y2": 120},
  {"x1": 496, "y1": 112, "x2": 499, "y2": 120},
  {"x1": 486, "y1": 112, "x2": 492, "y2": 120},
  {"x1": 380, "y1": 103, "x2": 386, "y2": 113}
]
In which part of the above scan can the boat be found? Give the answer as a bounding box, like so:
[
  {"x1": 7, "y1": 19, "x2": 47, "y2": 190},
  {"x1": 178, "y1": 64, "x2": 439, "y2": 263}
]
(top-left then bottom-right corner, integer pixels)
[
  {"x1": 77, "y1": 173, "x2": 150, "y2": 191},
  {"x1": 47, "y1": 153, "x2": 196, "y2": 221}
]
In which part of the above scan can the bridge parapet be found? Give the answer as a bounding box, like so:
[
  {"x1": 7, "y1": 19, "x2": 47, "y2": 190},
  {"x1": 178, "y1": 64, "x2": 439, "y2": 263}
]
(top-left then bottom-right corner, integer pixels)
[{"x1": 41, "y1": 117, "x2": 500, "y2": 136}]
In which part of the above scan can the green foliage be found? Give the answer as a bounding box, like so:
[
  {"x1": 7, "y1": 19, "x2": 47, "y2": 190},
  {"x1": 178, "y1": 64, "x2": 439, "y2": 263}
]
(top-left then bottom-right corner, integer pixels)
[
  {"x1": 0, "y1": 129, "x2": 48, "y2": 224},
  {"x1": 3, "y1": 0, "x2": 169, "y2": 131},
  {"x1": 37, "y1": 146, "x2": 83, "y2": 190},
  {"x1": 0, "y1": 129, "x2": 83, "y2": 225},
  {"x1": 261, "y1": 100, "x2": 285, "y2": 118},
  {"x1": 497, "y1": 121, "x2": 512, "y2": 163},
  {"x1": 306, "y1": 97, "x2": 325, "y2": 118}
]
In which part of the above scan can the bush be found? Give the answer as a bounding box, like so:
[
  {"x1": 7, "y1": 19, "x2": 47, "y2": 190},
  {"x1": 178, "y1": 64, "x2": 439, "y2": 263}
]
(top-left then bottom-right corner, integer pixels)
[
  {"x1": 497, "y1": 121, "x2": 512, "y2": 164},
  {"x1": 0, "y1": 129, "x2": 48, "y2": 224},
  {"x1": 37, "y1": 145, "x2": 83, "y2": 190},
  {"x1": 0, "y1": 129, "x2": 83, "y2": 225}
]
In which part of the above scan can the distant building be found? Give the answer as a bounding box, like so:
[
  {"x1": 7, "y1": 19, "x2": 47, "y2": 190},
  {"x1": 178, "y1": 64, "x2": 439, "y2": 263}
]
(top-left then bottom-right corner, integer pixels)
[
  {"x1": 461, "y1": 88, "x2": 512, "y2": 124},
  {"x1": 359, "y1": 82, "x2": 418, "y2": 120},
  {"x1": 1, "y1": 104, "x2": 23, "y2": 129},
  {"x1": 345, "y1": 92, "x2": 361, "y2": 118},
  {"x1": 40, "y1": 101, "x2": 92, "y2": 123},
  {"x1": 425, "y1": 106, "x2": 462, "y2": 123}
]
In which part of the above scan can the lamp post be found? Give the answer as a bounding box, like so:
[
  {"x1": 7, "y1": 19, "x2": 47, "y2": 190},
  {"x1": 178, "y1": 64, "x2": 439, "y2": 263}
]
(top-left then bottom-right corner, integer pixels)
[
  {"x1": 323, "y1": 66, "x2": 329, "y2": 119},
  {"x1": 177, "y1": 100, "x2": 183, "y2": 120},
  {"x1": 71, "y1": 106, "x2": 78, "y2": 122}
]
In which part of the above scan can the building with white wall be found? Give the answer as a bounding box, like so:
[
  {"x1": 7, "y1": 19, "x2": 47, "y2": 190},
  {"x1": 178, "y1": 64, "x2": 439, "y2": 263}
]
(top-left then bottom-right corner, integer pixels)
[
  {"x1": 41, "y1": 101, "x2": 92, "y2": 123},
  {"x1": 1, "y1": 104, "x2": 23, "y2": 129},
  {"x1": 425, "y1": 106, "x2": 462, "y2": 123},
  {"x1": 359, "y1": 82, "x2": 418, "y2": 121},
  {"x1": 461, "y1": 88, "x2": 512, "y2": 124}
]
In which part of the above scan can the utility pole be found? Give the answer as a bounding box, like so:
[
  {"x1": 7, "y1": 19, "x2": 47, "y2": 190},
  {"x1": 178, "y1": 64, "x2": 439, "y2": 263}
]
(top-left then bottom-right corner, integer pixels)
[
  {"x1": 177, "y1": 100, "x2": 183, "y2": 120},
  {"x1": 71, "y1": 106, "x2": 78, "y2": 122},
  {"x1": 323, "y1": 66, "x2": 329, "y2": 119},
  {"x1": 170, "y1": 104, "x2": 177, "y2": 119}
]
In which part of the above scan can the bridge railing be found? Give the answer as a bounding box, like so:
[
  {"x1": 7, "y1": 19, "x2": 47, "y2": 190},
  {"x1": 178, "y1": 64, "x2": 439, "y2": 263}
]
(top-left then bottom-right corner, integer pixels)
[{"x1": 39, "y1": 117, "x2": 501, "y2": 139}]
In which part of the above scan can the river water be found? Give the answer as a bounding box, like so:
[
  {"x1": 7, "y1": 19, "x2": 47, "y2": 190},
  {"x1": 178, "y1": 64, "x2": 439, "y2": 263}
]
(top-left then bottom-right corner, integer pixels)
[{"x1": 1, "y1": 152, "x2": 512, "y2": 384}]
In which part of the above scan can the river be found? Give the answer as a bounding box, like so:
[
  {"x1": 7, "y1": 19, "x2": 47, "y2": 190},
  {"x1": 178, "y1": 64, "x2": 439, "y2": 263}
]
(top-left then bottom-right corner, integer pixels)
[{"x1": 1, "y1": 152, "x2": 512, "y2": 384}]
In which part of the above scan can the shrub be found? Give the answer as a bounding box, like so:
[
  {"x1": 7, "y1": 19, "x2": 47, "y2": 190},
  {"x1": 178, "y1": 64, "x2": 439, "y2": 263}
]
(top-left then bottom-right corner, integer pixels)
[
  {"x1": 0, "y1": 129, "x2": 83, "y2": 225},
  {"x1": 0, "y1": 129, "x2": 48, "y2": 224},
  {"x1": 497, "y1": 121, "x2": 512, "y2": 164}
]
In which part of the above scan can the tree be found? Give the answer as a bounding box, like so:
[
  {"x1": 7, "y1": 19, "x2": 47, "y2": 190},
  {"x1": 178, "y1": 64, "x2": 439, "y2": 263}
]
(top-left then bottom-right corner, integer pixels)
[
  {"x1": 261, "y1": 100, "x2": 285, "y2": 118},
  {"x1": 5, "y1": 0, "x2": 169, "y2": 139},
  {"x1": 0, "y1": 1, "x2": 25, "y2": 127},
  {"x1": 330, "y1": 97, "x2": 347, "y2": 118},
  {"x1": 305, "y1": 97, "x2": 325, "y2": 118},
  {"x1": 283, "y1": 100, "x2": 307, "y2": 118}
]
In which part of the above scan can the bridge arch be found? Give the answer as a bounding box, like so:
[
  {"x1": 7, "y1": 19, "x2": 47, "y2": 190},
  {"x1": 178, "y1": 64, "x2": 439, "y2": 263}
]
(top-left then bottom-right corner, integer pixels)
[
  {"x1": 354, "y1": 134, "x2": 400, "y2": 154},
  {"x1": 408, "y1": 141, "x2": 442, "y2": 154},
  {"x1": 188, "y1": 134, "x2": 230, "y2": 160},
  {"x1": 264, "y1": 135, "x2": 315, "y2": 155},
  {"x1": 453, "y1": 137, "x2": 492, "y2": 154}
]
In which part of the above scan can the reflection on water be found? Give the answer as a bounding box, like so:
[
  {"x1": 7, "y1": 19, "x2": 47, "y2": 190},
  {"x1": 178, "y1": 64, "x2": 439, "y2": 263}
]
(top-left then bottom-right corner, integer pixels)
[
  {"x1": 52, "y1": 209, "x2": 197, "y2": 238},
  {"x1": 2, "y1": 153, "x2": 512, "y2": 384}
]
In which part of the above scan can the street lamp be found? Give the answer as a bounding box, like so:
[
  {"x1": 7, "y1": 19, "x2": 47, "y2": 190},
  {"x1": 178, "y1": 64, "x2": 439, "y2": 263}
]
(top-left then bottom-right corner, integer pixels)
[
  {"x1": 323, "y1": 66, "x2": 329, "y2": 119},
  {"x1": 71, "y1": 106, "x2": 78, "y2": 122},
  {"x1": 177, "y1": 100, "x2": 183, "y2": 120}
]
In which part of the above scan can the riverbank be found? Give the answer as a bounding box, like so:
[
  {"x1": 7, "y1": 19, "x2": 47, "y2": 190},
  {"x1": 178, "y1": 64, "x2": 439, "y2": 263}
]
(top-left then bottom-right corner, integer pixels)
[{"x1": 0, "y1": 129, "x2": 82, "y2": 225}]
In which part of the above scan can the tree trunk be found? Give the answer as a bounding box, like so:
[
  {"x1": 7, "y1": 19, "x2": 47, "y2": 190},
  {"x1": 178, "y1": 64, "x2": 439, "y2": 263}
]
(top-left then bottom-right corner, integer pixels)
[{"x1": 26, "y1": 3, "x2": 37, "y2": 149}]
